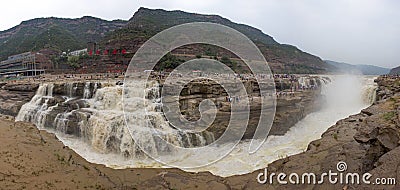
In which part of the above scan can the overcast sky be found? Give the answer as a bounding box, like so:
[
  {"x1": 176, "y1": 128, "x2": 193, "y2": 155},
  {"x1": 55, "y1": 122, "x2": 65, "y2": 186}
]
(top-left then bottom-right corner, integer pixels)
[{"x1": 1, "y1": 0, "x2": 398, "y2": 68}]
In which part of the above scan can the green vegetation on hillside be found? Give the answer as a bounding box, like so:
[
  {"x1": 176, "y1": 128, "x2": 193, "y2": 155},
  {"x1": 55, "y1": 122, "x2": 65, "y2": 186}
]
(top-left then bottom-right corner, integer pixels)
[
  {"x1": 0, "y1": 17, "x2": 126, "y2": 60},
  {"x1": 157, "y1": 53, "x2": 185, "y2": 71},
  {"x1": 21, "y1": 26, "x2": 82, "y2": 52},
  {"x1": 0, "y1": 7, "x2": 332, "y2": 74},
  {"x1": 102, "y1": 7, "x2": 330, "y2": 74}
]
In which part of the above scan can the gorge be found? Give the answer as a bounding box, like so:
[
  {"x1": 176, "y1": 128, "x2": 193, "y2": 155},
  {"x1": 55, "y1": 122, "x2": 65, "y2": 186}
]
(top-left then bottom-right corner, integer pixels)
[{"x1": 3, "y1": 74, "x2": 375, "y2": 177}]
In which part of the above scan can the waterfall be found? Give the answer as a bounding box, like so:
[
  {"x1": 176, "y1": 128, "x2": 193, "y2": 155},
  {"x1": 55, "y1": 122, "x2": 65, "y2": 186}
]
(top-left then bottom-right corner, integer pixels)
[
  {"x1": 298, "y1": 76, "x2": 318, "y2": 89},
  {"x1": 298, "y1": 77, "x2": 307, "y2": 88},
  {"x1": 83, "y1": 82, "x2": 99, "y2": 99},
  {"x1": 66, "y1": 83, "x2": 77, "y2": 97},
  {"x1": 16, "y1": 83, "x2": 55, "y2": 127},
  {"x1": 15, "y1": 81, "x2": 215, "y2": 160},
  {"x1": 84, "y1": 81, "x2": 215, "y2": 157},
  {"x1": 362, "y1": 76, "x2": 378, "y2": 104},
  {"x1": 15, "y1": 75, "x2": 374, "y2": 176},
  {"x1": 83, "y1": 82, "x2": 91, "y2": 99}
]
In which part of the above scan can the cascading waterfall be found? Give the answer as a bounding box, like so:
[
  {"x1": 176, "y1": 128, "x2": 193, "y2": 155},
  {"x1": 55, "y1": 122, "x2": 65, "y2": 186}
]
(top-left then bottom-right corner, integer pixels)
[
  {"x1": 83, "y1": 82, "x2": 91, "y2": 99},
  {"x1": 16, "y1": 83, "x2": 55, "y2": 127},
  {"x1": 298, "y1": 76, "x2": 308, "y2": 88},
  {"x1": 16, "y1": 80, "x2": 214, "y2": 161},
  {"x1": 66, "y1": 83, "x2": 76, "y2": 97},
  {"x1": 83, "y1": 82, "x2": 99, "y2": 99},
  {"x1": 297, "y1": 76, "x2": 326, "y2": 89},
  {"x1": 362, "y1": 76, "x2": 378, "y2": 104}
]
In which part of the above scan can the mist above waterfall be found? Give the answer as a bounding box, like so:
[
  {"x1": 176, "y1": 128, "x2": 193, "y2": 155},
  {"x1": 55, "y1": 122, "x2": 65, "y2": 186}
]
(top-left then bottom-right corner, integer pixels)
[{"x1": 324, "y1": 75, "x2": 365, "y2": 110}]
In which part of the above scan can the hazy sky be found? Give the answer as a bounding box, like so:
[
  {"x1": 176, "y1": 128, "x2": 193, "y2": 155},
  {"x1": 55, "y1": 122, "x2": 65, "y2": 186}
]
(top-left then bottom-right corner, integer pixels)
[{"x1": 1, "y1": 0, "x2": 398, "y2": 68}]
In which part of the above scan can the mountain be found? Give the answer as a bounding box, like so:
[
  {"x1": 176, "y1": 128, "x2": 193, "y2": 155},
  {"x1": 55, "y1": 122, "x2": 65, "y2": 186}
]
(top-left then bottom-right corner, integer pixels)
[
  {"x1": 356, "y1": 65, "x2": 390, "y2": 75},
  {"x1": 325, "y1": 60, "x2": 390, "y2": 75},
  {"x1": 0, "y1": 7, "x2": 333, "y2": 74},
  {"x1": 0, "y1": 16, "x2": 127, "y2": 60},
  {"x1": 389, "y1": 66, "x2": 400, "y2": 75},
  {"x1": 102, "y1": 7, "x2": 332, "y2": 74}
]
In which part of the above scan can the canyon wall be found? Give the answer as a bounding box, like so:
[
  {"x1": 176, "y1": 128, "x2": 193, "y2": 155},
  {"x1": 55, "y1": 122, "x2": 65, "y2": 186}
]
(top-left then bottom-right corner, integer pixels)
[{"x1": 225, "y1": 76, "x2": 399, "y2": 189}]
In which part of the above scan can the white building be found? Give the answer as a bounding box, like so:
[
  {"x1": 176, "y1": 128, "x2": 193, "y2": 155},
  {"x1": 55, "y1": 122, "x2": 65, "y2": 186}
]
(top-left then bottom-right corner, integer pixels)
[{"x1": 68, "y1": 48, "x2": 88, "y2": 56}]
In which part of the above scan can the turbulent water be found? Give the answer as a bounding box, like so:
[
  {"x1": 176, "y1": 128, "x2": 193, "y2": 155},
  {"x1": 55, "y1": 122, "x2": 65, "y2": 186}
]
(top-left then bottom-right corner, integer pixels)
[
  {"x1": 16, "y1": 75, "x2": 377, "y2": 177},
  {"x1": 183, "y1": 75, "x2": 377, "y2": 176},
  {"x1": 16, "y1": 81, "x2": 214, "y2": 165}
]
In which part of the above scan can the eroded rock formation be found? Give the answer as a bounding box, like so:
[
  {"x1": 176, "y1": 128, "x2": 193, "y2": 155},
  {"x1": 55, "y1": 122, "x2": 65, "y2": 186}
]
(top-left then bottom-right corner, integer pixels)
[{"x1": 0, "y1": 83, "x2": 38, "y2": 116}]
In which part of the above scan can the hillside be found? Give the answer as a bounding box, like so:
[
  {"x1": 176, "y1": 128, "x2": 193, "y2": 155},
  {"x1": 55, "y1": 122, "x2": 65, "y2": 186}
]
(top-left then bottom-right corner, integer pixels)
[
  {"x1": 0, "y1": 16, "x2": 127, "y2": 60},
  {"x1": 325, "y1": 60, "x2": 390, "y2": 75},
  {"x1": 101, "y1": 7, "x2": 332, "y2": 74},
  {"x1": 0, "y1": 7, "x2": 333, "y2": 74},
  {"x1": 389, "y1": 66, "x2": 400, "y2": 75}
]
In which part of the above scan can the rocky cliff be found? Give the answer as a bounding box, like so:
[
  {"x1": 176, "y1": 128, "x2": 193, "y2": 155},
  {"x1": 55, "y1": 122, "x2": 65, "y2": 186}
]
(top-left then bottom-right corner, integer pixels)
[
  {"x1": 0, "y1": 83, "x2": 38, "y2": 116},
  {"x1": 175, "y1": 77, "x2": 325, "y2": 138},
  {"x1": 389, "y1": 66, "x2": 400, "y2": 75}
]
